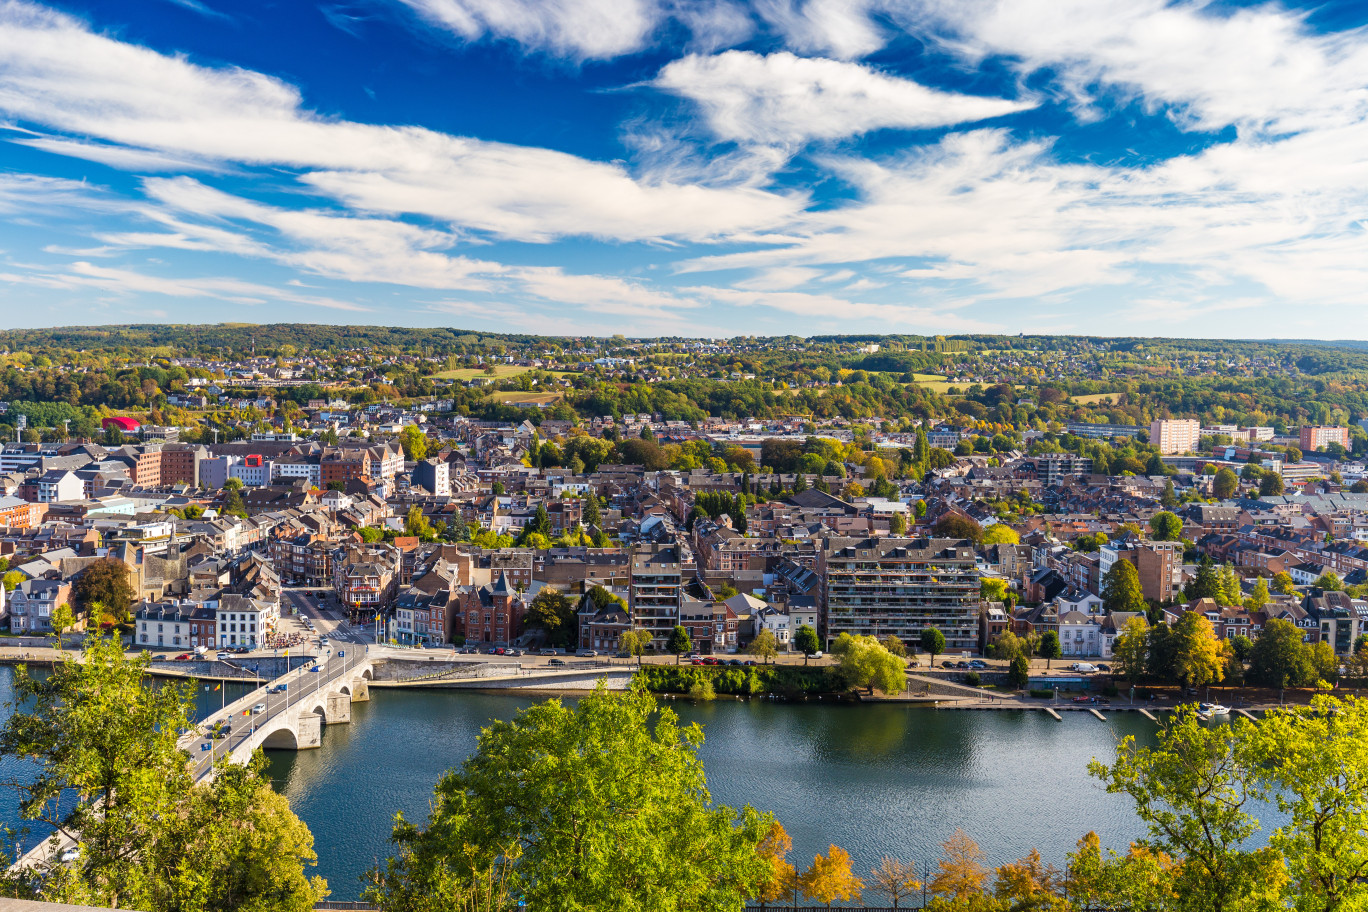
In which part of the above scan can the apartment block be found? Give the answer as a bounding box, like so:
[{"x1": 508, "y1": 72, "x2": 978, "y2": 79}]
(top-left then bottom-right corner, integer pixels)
[
  {"x1": 628, "y1": 543, "x2": 683, "y2": 649},
  {"x1": 1299, "y1": 426, "x2": 1350, "y2": 452},
  {"x1": 818, "y1": 537, "x2": 979, "y2": 652},
  {"x1": 1149, "y1": 419, "x2": 1201, "y2": 455}
]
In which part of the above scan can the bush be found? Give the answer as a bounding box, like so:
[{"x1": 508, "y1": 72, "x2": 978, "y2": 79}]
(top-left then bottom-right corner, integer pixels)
[
  {"x1": 964, "y1": 671, "x2": 981, "y2": 687},
  {"x1": 687, "y1": 679, "x2": 715, "y2": 701},
  {"x1": 1029, "y1": 688, "x2": 1054, "y2": 699},
  {"x1": 634, "y1": 664, "x2": 839, "y2": 696}
]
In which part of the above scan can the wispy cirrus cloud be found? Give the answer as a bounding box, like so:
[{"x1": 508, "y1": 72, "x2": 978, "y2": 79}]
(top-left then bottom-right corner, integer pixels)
[
  {"x1": 655, "y1": 50, "x2": 1035, "y2": 144},
  {"x1": 0, "y1": 1, "x2": 802, "y2": 245}
]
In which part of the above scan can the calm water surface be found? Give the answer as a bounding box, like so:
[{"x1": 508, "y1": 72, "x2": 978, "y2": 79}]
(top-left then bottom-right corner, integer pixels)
[
  {"x1": 0, "y1": 665, "x2": 1192, "y2": 900},
  {"x1": 261, "y1": 688, "x2": 1167, "y2": 900}
]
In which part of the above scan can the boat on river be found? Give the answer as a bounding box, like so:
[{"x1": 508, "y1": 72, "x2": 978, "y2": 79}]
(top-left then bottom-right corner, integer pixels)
[{"x1": 1196, "y1": 702, "x2": 1230, "y2": 720}]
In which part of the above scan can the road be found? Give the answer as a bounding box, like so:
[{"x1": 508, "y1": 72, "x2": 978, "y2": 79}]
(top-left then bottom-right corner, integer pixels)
[
  {"x1": 187, "y1": 646, "x2": 365, "y2": 781},
  {"x1": 281, "y1": 587, "x2": 371, "y2": 646}
]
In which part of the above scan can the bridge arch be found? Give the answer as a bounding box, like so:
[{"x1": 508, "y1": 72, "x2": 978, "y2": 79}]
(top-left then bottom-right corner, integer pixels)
[{"x1": 260, "y1": 720, "x2": 299, "y2": 750}]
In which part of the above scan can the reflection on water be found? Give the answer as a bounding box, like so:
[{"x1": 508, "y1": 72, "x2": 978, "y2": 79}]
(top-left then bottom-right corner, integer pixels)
[{"x1": 263, "y1": 690, "x2": 1165, "y2": 899}]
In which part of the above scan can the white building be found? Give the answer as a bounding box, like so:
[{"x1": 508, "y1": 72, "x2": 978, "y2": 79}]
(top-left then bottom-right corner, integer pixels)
[
  {"x1": 1058, "y1": 610, "x2": 1103, "y2": 656},
  {"x1": 34, "y1": 469, "x2": 82, "y2": 503},
  {"x1": 215, "y1": 594, "x2": 277, "y2": 648}
]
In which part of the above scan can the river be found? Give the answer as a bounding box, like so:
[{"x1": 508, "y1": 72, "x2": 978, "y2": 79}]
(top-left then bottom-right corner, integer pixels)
[
  {"x1": 261, "y1": 687, "x2": 1165, "y2": 900},
  {"x1": 0, "y1": 665, "x2": 1175, "y2": 901}
]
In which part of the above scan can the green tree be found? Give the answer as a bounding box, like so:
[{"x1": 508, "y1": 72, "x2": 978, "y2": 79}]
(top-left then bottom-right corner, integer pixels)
[
  {"x1": 1217, "y1": 564, "x2": 1242, "y2": 607},
  {"x1": 667, "y1": 625, "x2": 692, "y2": 664},
  {"x1": 1249, "y1": 618, "x2": 1314, "y2": 689},
  {"x1": 0, "y1": 636, "x2": 327, "y2": 912},
  {"x1": 837, "y1": 635, "x2": 906, "y2": 695},
  {"x1": 1008, "y1": 653, "x2": 1031, "y2": 689},
  {"x1": 982, "y1": 524, "x2": 1020, "y2": 545},
  {"x1": 398, "y1": 424, "x2": 428, "y2": 462},
  {"x1": 1149, "y1": 511, "x2": 1183, "y2": 541},
  {"x1": 1243, "y1": 578, "x2": 1270, "y2": 612},
  {"x1": 1101, "y1": 558, "x2": 1146, "y2": 614},
  {"x1": 980, "y1": 577, "x2": 1010, "y2": 603},
  {"x1": 2, "y1": 570, "x2": 24, "y2": 592},
  {"x1": 1089, "y1": 709, "x2": 1284, "y2": 912},
  {"x1": 618, "y1": 628, "x2": 652, "y2": 667},
  {"x1": 582, "y1": 494, "x2": 601, "y2": 528},
  {"x1": 49, "y1": 602, "x2": 75, "y2": 651},
  {"x1": 1038, "y1": 630, "x2": 1062, "y2": 670},
  {"x1": 1272, "y1": 571, "x2": 1296, "y2": 595},
  {"x1": 878, "y1": 635, "x2": 907, "y2": 659},
  {"x1": 1260, "y1": 473, "x2": 1286, "y2": 497},
  {"x1": 404, "y1": 505, "x2": 435, "y2": 541},
  {"x1": 747, "y1": 629, "x2": 779, "y2": 665},
  {"x1": 364, "y1": 684, "x2": 773, "y2": 912},
  {"x1": 888, "y1": 512, "x2": 907, "y2": 536},
  {"x1": 73, "y1": 558, "x2": 135, "y2": 624},
  {"x1": 1186, "y1": 558, "x2": 1221, "y2": 601},
  {"x1": 1213, "y1": 467, "x2": 1239, "y2": 499},
  {"x1": 1173, "y1": 612, "x2": 1226, "y2": 689},
  {"x1": 524, "y1": 588, "x2": 576, "y2": 649},
  {"x1": 1113, "y1": 616, "x2": 1151, "y2": 685},
  {"x1": 794, "y1": 625, "x2": 820, "y2": 665},
  {"x1": 1250, "y1": 695, "x2": 1368, "y2": 912},
  {"x1": 919, "y1": 627, "x2": 946, "y2": 668},
  {"x1": 1314, "y1": 571, "x2": 1344, "y2": 592}
]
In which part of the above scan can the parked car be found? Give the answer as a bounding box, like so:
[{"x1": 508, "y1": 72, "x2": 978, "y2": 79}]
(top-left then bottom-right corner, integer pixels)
[
  {"x1": 744, "y1": 660, "x2": 757, "y2": 666},
  {"x1": 505, "y1": 648, "x2": 522, "y2": 656},
  {"x1": 1072, "y1": 696, "x2": 1092, "y2": 703},
  {"x1": 548, "y1": 658, "x2": 566, "y2": 666},
  {"x1": 955, "y1": 661, "x2": 970, "y2": 669},
  {"x1": 614, "y1": 651, "x2": 631, "y2": 659},
  {"x1": 1094, "y1": 697, "x2": 1111, "y2": 705},
  {"x1": 703, "y1": 657, "x2": 720, "y2": 666},
  {"x1": 690, "y1": 658, "x2": 704, "y2": 666},
  {"x1": 59, "y1": 847, "x2": 80, "y2": 864},
  {"x1": 576, "y1": 649, "x2": 599, "y2": 658},
  {"x1": 175, "y1": 653, "x2": 193, "y2": 661},
  {"x1": 1096, "y1": 664, "x2": 1111, "y2": 672},
  {"x1": 540, "y1": 647, "x2": 557, "y2": 656},
  {"x1": 235, "y1": 646, "x2": 250, "y2": 654},
  {"x1": 968, "y1": 659, "x2": 988, "y2": 669},
  {"x1": 942, "y1": 661, "x2": 956, "y2": 668}
]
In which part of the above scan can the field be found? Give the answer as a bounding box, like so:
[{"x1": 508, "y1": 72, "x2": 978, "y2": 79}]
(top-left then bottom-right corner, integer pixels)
[
  {"x1": 906, "y1": 373, "x2": 958, "y2": 393},
  {"x1": 432, "y1": 365, "x2": 569, "y2": 381},
  {"x1": 1071, "y1": 393, "x2": 1118, "y2": 405},
  {"x1": 489, "y1": 390, "x2": 563, "y2": 406}
]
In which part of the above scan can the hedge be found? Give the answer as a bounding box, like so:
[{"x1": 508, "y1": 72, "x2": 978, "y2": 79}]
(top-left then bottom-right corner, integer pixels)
[{"x1": 635, "y1": 664, "x2": 841, "y2": 697}]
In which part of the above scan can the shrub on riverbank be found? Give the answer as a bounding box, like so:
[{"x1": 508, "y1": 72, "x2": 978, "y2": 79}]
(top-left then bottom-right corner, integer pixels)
[{"x1": 635, "y1": 664, "x2": 839, "y2": 696}]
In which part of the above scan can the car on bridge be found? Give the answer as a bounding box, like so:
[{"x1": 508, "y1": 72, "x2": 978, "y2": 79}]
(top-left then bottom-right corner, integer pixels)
[
  {"x1": 251, "y1": 703, "x2": 267, "y2": 714},
  {"x1": 267, "y1": 684, "x2": 287, "y2": 694}
]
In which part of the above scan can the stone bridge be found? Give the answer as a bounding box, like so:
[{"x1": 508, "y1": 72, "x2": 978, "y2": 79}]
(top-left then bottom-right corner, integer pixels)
[{"x1": 187, "y1": 648, "x2": 374, "y2": 779}]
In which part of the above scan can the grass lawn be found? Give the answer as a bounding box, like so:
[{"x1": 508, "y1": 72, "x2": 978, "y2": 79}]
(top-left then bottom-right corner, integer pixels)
[
  {"x1": 1071, "y1": 393, "x2": 1118, "y2": 405},
  {"x1": 489, "y1": 390, "x2": 564, "y2": 405},
  {"x1": 906, "y1": 373, "x2": 958, "y2": 393}
]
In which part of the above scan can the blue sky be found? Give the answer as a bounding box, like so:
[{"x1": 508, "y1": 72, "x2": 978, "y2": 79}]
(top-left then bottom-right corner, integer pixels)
[{"x1": 0, "y1": 0, "x2": 1366, "y2": 338}]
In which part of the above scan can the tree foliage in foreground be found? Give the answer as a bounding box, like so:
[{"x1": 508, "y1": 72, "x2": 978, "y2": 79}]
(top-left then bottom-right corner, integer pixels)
[
  {"x1": 365, "y1": 683, "x2": 773, "y2": 912},
  {"x1": 0, "y1": 636, "x2": 327, "y2": 912}
]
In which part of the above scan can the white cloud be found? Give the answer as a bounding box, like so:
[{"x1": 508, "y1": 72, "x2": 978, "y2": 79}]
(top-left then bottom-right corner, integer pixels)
[
  {"x1": 0, "y1": 260, "x2": 370, "y2": 311},
  {"x1": 911, "y1": 0, "x2": 1368, "y2": 136},
  {"x1": 393, "y1": 0, "x2": 660, "y2": 59},
  {"x1": 686, "y1": 284, "x2": 1000, "y2": 331},
  {"x1": 754, "y1": 0, "x2": 887, "y2": 59},
  {"x1": 0, "y1": 1, "x2": 801, "y2": 244},
  {"x1": 656, "y1": 50, "x2": 1033, "y2": 144}
]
